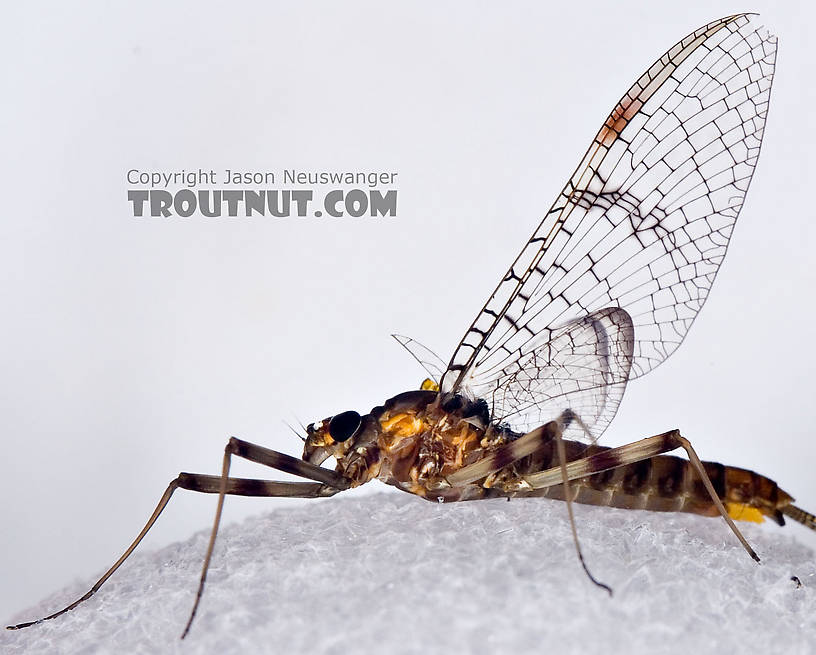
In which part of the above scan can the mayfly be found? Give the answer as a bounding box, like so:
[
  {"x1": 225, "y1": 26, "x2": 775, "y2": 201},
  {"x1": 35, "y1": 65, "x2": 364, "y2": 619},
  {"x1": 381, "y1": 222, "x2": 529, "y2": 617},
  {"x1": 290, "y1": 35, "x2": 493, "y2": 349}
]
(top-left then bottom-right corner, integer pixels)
[{"x1": 9, "y1": 13, "x2": 814, "y2": 639}]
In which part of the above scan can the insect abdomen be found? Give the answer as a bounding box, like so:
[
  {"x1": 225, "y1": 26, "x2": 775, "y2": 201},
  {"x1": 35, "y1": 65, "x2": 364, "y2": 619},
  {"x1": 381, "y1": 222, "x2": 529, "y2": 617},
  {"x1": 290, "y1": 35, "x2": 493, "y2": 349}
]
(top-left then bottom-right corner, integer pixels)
[{"x1": 522, "y1": 446, "x2": 794, "y2": 526}]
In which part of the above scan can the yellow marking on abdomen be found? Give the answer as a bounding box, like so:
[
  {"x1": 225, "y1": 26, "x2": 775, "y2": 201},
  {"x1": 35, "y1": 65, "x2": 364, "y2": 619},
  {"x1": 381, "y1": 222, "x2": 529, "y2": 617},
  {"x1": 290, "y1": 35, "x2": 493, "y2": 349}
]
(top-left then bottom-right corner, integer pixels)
[{"x1": 726, "y1": 502, "x2": 765, "y2": 524}]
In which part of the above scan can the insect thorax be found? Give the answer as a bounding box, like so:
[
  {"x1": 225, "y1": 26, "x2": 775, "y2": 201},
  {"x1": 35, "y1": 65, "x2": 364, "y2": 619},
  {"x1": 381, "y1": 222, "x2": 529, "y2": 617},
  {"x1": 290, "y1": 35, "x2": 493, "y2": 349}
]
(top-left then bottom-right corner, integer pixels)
[{"x1": 304, "y1": 390, "x2": 508, "y2": 496}]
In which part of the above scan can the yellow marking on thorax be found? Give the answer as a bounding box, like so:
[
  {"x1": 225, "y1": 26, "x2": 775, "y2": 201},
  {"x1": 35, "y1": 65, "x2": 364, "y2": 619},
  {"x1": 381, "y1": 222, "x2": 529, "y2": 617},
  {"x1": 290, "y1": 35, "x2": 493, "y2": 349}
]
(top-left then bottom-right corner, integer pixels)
[
  {"x1": 380, "y1": 412, "x2": 425, "y2": 437},
  {"x1": 420, "y1": 378, "x2": 439, "y2": 392},
  {"x1": 377, "y1": 408, "x2": 489, "y2": 485},
  {"x1": 378, "y1": 411, "x2": 428, "y2": 464},
  {"x1": 725, "y1": 502, "x2": 765, "y2": 524}
]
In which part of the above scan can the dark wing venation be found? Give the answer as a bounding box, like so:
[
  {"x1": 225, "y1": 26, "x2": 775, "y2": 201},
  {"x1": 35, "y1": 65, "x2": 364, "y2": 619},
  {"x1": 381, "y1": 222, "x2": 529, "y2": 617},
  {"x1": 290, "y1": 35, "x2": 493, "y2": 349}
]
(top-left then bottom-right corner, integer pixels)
[
  {"x1": 479, "y1": 307, "x2": 634, "y2": 440},
  {"x1": 441, "y1": 15, "x2": 776, "y2": 435}
]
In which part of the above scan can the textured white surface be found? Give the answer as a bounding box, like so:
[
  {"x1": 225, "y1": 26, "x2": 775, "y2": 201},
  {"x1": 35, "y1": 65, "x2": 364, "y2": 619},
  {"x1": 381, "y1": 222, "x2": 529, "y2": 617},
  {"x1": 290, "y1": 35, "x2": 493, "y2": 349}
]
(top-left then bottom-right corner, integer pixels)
[{"x1": 3, "y1": 492, "x2": 815, "y2": 654}]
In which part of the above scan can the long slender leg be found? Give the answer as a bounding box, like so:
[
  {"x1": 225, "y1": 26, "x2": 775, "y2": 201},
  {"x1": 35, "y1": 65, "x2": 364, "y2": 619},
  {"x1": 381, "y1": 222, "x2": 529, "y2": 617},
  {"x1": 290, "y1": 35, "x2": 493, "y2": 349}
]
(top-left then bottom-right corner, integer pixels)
[
  {"x1": 7, "y1": 472, "x2": 341, "y2": 631},
  {"x1": 223, "y1": 439, "x2": 350, "y2": 489},
  {"x1": 521, "y1": 430, "x2": 760, "y2": 562},
  {"x1": 552, "y1": 419, "x2": 612, "y2": 595},
  {"x1": 445, "y1": 422, "x2": 559, "y2": 486},
  {"x1": 177, "y1": 473, "x2": 340, "y2": 497},
  {"x1": 181, "y1": 437, "x2": 349, "y2": 638},
  {"x1": 445, "y1": 416, "x2": 609, "y2": 593},
  {"x1": 444, "y1": 409, "x2": 594, "y2": 487}
]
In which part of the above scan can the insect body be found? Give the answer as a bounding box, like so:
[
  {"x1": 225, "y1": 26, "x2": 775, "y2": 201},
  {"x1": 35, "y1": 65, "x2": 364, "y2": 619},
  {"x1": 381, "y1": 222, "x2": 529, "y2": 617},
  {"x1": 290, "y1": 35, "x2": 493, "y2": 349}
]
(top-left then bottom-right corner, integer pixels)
[
  {"x1": 308, "y1": 389, "x2": 797, "y2": 526},
  {"x1": 9, "y1": 12, "x2": 814, "y2": 639}
]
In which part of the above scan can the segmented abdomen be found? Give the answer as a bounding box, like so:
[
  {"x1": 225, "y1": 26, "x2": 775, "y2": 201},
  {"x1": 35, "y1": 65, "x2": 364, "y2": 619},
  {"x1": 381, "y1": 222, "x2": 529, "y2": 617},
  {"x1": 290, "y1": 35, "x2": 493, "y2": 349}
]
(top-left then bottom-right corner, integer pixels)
[{"x1": 506, "y1": 440, "x2": 793, "y2": 525}]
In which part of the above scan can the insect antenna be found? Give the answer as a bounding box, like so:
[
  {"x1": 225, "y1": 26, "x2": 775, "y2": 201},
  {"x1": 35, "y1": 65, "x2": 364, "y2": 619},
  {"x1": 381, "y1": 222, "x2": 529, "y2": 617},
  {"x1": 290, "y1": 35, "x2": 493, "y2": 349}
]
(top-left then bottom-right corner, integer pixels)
[{"x1": 283, "y1": 418, "x2": 306, "y2": 442}]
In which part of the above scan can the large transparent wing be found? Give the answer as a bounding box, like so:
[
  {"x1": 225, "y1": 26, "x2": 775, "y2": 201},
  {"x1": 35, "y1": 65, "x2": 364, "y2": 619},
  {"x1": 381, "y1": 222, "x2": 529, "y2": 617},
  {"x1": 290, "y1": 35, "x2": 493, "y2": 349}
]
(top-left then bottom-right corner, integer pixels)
[
  {"x1": 441, "y1": 14, "x2": 776, "y2": 437},
  {"x1": 486, "y1": 307, "x2": 634, "y2": 439}
]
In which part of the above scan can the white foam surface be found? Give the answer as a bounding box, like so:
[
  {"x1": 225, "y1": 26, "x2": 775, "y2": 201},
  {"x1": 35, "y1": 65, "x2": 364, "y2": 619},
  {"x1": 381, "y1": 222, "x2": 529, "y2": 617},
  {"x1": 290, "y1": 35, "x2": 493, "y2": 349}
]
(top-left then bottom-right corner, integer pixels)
[{"x1": 4, "y1": 492, "x2": 815, "y2": 654}]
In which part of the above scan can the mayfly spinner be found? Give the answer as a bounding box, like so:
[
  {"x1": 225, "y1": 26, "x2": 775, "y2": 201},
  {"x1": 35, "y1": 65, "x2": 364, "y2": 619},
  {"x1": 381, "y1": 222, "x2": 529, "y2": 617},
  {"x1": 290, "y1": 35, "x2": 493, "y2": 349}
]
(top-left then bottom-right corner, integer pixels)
[{"x1": 10, "y1": 13, "x2": 813, "y2": 639}]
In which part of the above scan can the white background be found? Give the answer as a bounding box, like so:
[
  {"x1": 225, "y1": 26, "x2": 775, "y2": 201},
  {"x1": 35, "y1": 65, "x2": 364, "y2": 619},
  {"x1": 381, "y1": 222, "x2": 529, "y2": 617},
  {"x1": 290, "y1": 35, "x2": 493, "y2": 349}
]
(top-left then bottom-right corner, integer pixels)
[{"x1": 2, "y1": 0, "x2": 814, "y2": 625}]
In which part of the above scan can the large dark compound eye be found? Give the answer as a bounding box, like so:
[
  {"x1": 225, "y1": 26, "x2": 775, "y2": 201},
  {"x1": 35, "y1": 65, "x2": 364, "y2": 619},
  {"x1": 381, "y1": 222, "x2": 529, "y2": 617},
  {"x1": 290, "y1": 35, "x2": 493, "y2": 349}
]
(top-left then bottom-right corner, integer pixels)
[{"x1": 329, "y1": 411, "x2": 362, "y2": 442}]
